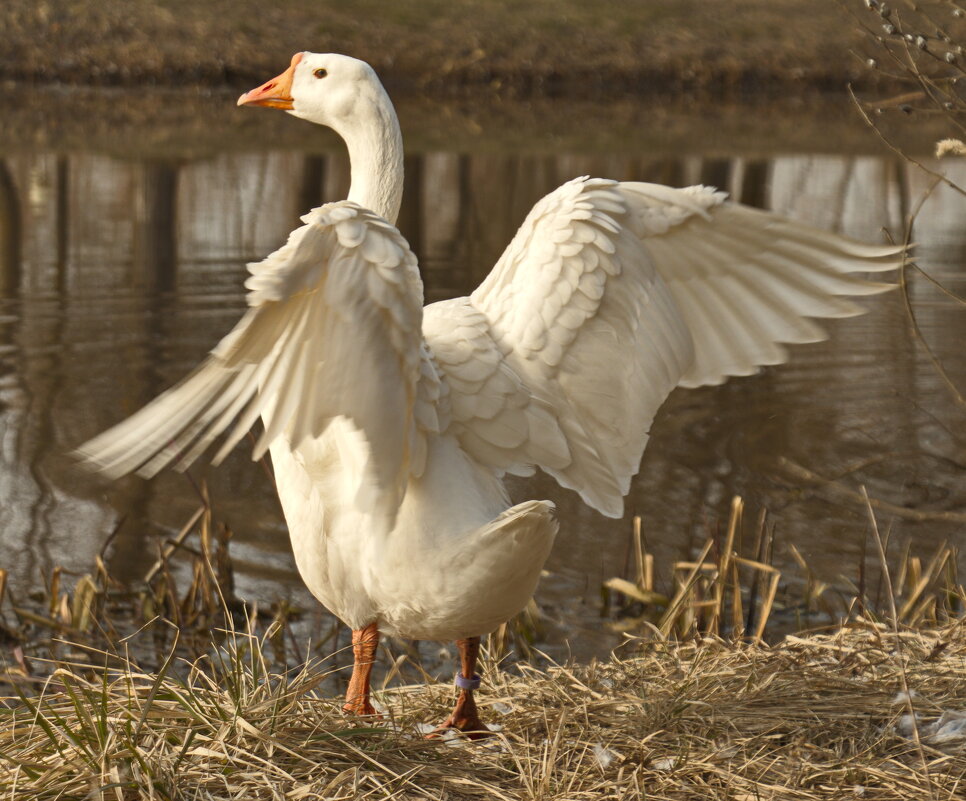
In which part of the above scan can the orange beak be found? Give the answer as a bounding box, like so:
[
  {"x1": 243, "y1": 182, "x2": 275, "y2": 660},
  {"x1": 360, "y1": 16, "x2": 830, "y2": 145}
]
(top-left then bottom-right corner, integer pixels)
[{"x1": 237, "y1": 52, "x2": 303, "y2": 110}]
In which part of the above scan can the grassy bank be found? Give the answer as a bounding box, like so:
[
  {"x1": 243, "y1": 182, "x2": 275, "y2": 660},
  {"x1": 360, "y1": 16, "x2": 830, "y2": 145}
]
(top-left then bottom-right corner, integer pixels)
[
  {"x1": 3, "y1": 497, "x2": 966, "y2": 798},
  {"x1": 1, "y1": 0, "x2": 880, "y2": 96},
  {"x1": 3, "y1": 622, "x2": 966, "y2": 799}
]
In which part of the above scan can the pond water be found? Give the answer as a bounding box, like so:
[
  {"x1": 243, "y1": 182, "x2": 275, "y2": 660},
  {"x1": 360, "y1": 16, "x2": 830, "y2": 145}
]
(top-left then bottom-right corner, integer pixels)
[{"x1": 0, "y1": 90, "x2": 964, "y2": 664}]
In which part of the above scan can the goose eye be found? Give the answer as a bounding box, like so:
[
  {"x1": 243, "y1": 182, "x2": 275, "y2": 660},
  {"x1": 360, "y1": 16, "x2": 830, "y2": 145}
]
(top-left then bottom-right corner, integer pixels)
[{"x1": 313, "y1": 68, "x2": 328, "y2": 79}]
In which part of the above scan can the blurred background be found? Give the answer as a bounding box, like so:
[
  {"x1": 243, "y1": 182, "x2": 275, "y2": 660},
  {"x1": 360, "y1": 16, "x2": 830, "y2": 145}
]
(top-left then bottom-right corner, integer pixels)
[
  {"x1": 0, "y1": 1, "x2": 964, "y2": 667},
  {"x1": 0, "y1": 0, "x2": 888, "y2": 93}
]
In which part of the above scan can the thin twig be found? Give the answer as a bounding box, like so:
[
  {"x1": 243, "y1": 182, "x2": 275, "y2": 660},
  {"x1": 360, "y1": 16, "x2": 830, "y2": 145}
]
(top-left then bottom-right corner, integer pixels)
[{"x1": 848, "y1": 85, "x2": 966, "y2": 198}]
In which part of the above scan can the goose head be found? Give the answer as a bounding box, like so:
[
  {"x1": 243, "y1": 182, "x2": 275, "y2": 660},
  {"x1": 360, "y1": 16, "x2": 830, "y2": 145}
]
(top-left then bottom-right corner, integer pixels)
[
  {"x1": 237, "y1": 52, "x2": 404, "y2": 223},
  {"x1": 237, "y1": 52, "x2": 385, "y2": 129}
]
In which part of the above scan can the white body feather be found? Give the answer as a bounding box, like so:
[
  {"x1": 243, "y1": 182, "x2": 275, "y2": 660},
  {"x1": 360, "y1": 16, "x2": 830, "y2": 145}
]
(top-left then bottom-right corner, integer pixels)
[
  {"x1": 272, "y1": 422, "x2": 555, "y2": 637},
  {"x1": 74, "y1": 54, "x2": 902, "y2": 643}
]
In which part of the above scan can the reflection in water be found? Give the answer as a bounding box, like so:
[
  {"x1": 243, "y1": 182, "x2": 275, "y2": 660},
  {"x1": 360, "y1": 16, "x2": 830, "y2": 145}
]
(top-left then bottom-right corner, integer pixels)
[
  {"x1": 134, "y1": 162, "x2": 178, "y2": 293},
  {"x1": 0, "y1": 161, "x2": 20, "y2": 295},
  {"x1": 0, "y1": 141, "x2": 964, "y2": 660}
]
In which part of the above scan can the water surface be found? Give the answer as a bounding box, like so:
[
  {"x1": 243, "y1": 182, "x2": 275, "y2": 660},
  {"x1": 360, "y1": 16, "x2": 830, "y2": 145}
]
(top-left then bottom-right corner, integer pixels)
[{"x1": 1, "y1": 92, "x2": 964, "y2": 662}]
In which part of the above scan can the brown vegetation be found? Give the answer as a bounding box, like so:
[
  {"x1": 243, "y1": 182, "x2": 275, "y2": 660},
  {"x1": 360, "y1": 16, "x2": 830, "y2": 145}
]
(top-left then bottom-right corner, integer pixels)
[
  {"x1": 4, "y1": 618, "x2": 966, "y2": 799},
  {"x1": 2, "y1": 0, "x2": 880, "y2": 96}
]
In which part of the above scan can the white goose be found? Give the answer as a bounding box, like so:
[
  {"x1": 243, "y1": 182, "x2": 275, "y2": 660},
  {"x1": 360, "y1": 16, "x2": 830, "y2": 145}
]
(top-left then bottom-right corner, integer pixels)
[{"x1": 77, "y1": 52, "x2": 902, "y2": 737}]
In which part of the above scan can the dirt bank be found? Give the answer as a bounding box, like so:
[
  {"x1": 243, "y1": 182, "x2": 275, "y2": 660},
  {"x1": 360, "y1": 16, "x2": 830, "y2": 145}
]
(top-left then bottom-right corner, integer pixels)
[{"x1": 2, "y1": 0, "x2": 881, "y2": 97}]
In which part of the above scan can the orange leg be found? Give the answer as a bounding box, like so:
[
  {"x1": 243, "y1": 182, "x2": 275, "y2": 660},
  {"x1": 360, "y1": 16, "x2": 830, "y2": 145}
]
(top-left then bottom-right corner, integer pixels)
[
  {"x1": 343, "y1": 622, "x2": 380, "y2": 716},
  {"x1": 427, "y1": 636, "x2": 491, "y2": 739}
]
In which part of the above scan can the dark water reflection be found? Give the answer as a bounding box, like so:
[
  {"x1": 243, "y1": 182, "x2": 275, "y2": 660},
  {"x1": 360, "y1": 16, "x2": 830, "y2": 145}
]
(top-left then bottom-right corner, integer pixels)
[{"x1": 1, "y1": 110, "x2": 965, "y2": 661}]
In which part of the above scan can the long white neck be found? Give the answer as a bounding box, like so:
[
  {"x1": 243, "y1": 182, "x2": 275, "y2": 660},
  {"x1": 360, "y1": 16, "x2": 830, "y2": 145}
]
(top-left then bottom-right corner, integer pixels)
[{"x1": 335, "y1": 87, "x2": 404, "y2": 225}]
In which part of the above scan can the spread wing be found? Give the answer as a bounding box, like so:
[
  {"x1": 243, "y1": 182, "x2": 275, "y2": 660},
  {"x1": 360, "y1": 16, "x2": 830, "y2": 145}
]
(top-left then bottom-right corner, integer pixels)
[
  {"x1": 464, "y1": 177, "x2": 903, "y2": 518},
  {"x1": 75, "y1": 201, "x2": 425, "y2": 522},
  {"x1": 468, "y1": 178, "x2": 694, "y2": 517},
  {"x1": 619, "y1": 182, "x2": 903, "y2": 388}
]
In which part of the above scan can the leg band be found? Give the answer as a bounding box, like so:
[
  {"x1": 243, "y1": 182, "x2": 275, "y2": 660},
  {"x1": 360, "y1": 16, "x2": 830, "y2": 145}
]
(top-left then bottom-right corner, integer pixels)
[{"x1": 455, "y1": 673, "x2": 481, "y2": 691}]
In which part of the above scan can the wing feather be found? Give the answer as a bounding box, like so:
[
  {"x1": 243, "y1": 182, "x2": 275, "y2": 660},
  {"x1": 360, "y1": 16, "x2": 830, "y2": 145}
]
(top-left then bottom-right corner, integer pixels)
[
  {"x1": 81, "y1": 173, "x2": 903, "y2": 527},
  {"x1": 470, "y1": 178, "x2": 694, "y2": 517},
  {"x1": 465, "y1": 176, "x2": 902, "y2": 517},
  {"x1": 625, "y1": 186, "x2": 904, "y2": 388},
  {"x1": 76, "y1": 201, "x2": 426, "y2": 525}
]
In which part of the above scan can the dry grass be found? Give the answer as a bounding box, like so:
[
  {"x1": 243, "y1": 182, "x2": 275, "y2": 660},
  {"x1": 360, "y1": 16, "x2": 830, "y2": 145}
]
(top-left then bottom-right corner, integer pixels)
[
  {"x1": 3, "y1": 495, "x2": 966, "y2": 798},
  {"x1": 4, "y1": 621, "x2": 966, "y2": 799},
  {"x1": 1, "y1": 0, "x2": 877, "y2": 95},
  {"x1": 604, "y1": 498, "x2": 966, "y2": 643}
]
